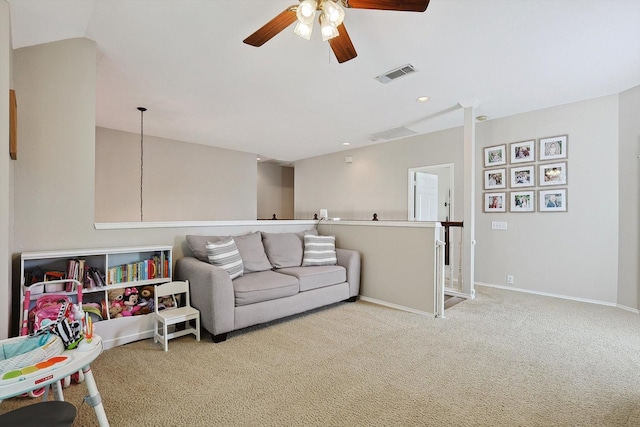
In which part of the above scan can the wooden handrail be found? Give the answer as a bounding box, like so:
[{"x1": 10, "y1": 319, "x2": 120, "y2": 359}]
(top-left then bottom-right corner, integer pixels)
[{"x1": 440, "y1": 221, "x2": 463, "y2": 266}]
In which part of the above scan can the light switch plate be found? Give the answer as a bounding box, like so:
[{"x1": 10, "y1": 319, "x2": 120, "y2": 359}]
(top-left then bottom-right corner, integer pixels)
[{"x1": 491, "y1": 221, "x2": 508, "y2": 230}]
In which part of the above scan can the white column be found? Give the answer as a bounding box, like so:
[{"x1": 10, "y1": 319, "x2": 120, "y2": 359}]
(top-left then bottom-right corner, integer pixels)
[{"x1": 459, "y1": 99, "x2": 478, "y2": 298}]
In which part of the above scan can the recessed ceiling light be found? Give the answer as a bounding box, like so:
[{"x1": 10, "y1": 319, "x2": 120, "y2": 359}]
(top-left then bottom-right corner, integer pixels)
[
  {"x1": 342, "y1": 142, "x2": 351, "y2": 146},
  {"x1": 257, "y1": 156, "x2": 262, "y2": 161},
  {"x1": 476, "y1": 115, "x2": 488, "y2": 121},
  {"x1": 416, "y1": 96, "x2": 430, "y2": 103}
]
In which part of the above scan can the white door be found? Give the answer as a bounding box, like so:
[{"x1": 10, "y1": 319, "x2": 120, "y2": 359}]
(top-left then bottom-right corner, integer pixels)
[{"x1": 415, "y1": 172, "x2": 438, "y2": 221}]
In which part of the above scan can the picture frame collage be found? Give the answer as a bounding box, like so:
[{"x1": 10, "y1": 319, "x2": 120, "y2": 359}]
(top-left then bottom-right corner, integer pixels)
[{"x1": 483, "y1": 135, "x2": 568, "y2": 213}]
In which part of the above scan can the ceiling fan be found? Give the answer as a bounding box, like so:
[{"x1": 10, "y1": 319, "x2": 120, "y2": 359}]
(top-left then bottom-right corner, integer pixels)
[{"x1": 243, "y1": 0, "x2": 431, "y2": 64}]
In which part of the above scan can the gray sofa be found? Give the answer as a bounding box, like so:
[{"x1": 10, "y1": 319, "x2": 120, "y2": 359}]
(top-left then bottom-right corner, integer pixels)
[{"x1": 176, "y1": 230, "x2": 361, "y2": 342}]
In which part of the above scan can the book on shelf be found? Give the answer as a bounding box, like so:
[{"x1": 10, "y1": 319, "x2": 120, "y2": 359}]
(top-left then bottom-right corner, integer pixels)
[
  {"x1": 84, "y1": 264, "x2": 96, "y2": 289},
  {"x1": 107, "y1": 253, "x2": 169, "y2": 285},
  {"x1": 65, "y1": 259, "x2": 79, "y2": 291},
  {"x1": 45, "y1": 271, "x2": 65, "y2": 281}
]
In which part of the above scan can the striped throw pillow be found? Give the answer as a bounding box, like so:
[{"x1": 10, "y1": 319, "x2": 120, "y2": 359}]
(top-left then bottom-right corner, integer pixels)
[
  {"x1": 206, "y1": 238, "x2": 244, "y2": 279},
  {"x1": 302, "y1": 235, "x2": 337, "y2": 266}
]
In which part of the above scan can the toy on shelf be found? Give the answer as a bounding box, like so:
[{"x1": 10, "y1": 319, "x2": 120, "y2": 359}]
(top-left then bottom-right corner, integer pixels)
[
  {"x1": 140, "y1": 285, "x2": 155, "y2": 313},
  {"x1": 107, "y1": 288, "x2": 125, "y2": 319},
  {"x1": 122, "y1": 287, "x2": 142, "y2": 317}
]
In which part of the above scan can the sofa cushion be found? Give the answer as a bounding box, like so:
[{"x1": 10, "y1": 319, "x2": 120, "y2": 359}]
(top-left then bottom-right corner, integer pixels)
[
  {"x1": 276, "y1": 265, "x2": 346, "y2": 292},
  {"x1": 233, "y1": 271, "x2": 299, "y2": 306},
  {"x1": 262, "y1": 232, "x2": 304, "y2": 268},
  {"x1": 187, "y1": 235, "x2": 225, "y2": 262},
  {"x1": 302, "y1": 235, "x2": 337, "y2": 266},
  {"x1": 232, "y1": 232, "x2": 272, "y2": 273},
  {"x1": 206, "y1": 238, "x2": 244, "y2": 280}
]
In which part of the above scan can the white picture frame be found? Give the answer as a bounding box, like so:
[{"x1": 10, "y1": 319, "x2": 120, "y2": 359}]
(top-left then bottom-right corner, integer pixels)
[
  {"x1": 539, "y1": 162, "x2": 567, "y2": 186},
  {"x1": 510, "y1": 191, "x2": 535, "y2": 212},
  {"x1": 484, "y1": 168, "x2": 506, "y2": 190},
  {"x1": 539, "y1": 135, "x2": 568, "y2": 161},
  {"x1": 484, "y1": 192, "x2": 506, "y2": 212},
  {"x1": 484, "y1": 144, "x2": 506, "y2": 167},
  {"x1": 510, "y1": 165, "x2": 535, "y2": 188},
  {"x1": 539, "y1": 189, "x2": 567, "y2": 212},
  {"x1": 509, "y1": 140, "x2": 535, "y2": 164}
]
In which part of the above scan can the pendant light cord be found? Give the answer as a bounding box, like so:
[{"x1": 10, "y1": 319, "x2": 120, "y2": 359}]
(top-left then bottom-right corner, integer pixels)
[{"x1": 138, "y1": 107, "x2": 147, "y2": 222}]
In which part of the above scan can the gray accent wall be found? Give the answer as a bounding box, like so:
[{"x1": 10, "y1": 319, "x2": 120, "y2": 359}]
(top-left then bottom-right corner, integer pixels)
[
  {"x1": 1, "y1": 2, "x2": 12, "y2": 338},
  {"x1": 1, "y1": 29, "x2": 638, "y2": 338},
  {"x1": 475, "y1": 95, "x2": 619, "y2": 305},
  {"x1": 257, "y1": 162, "x2": 294, "y2": 220},
  {"x1": 12, "y1": 38, "x2": 97, "y2": 252},
  {"x1": 294, "y1": 126, "x2": 465, "y2": 222},
  {"x1": 3, "y1": 38, "x2": 264, "y2": 337},
  {"x1": 618, "y1": 84, "x2": 640, "y2": 310},
  {"x1": 95, "y1": 127, "x2": 257, "y2": 222},
  {"x1": 295, "y1": 93, "x2": 639, "y2": 310}
]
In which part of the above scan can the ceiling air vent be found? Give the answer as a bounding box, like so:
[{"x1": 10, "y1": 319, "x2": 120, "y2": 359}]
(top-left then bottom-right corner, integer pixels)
[
  {"x1": 375, "y1": 64, "x2": 417, "y2": 84},
  {"x1": 369, "y1": 126, "x2": 418, "y2": 142}
]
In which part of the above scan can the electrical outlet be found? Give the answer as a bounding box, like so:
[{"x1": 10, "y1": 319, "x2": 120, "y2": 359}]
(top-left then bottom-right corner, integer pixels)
[
  {"x1": 507, "y1": 275, "x2": 514, "y2": 284},
  {"x1": 491, "y1": 221, "x2": 508, "y2": 230}
]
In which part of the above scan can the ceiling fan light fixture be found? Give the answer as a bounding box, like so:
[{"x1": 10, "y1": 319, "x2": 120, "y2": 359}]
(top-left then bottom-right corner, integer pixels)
[
  {"x1": 320, "y1": 13, "x2": 339, "y2": 41},
  {"x1": 297, "y1": 0, "x2": 317, "y2": 23},
  {"x1": 294, "y1": 20, "x2": 314, "y2": 40},
  {"x1": 322, "y1": 0, "x2": 345, "y2": 26}
]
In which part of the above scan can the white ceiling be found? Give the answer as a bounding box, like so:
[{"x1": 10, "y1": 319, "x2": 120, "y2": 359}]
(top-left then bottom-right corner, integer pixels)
[{"x1": 7, "y1": 0, "x2": 640, "y2": 163}]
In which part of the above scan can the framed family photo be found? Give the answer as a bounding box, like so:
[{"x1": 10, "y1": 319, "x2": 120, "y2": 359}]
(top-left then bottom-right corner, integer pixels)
[
  {"x1": 539, "y1": 135, "x2": 568, "y2": 161},
  {"x1": 510, "y1": 140, "x2": 535, "y2": 164},
  {"x1": 484, "y1": 168, "x2": 506, "y2": 190},
  {"x1": 510, "y1": 165, "x2": 535, "y2": 188},
  {"x1": 484, "y1": 144, "x2": 506, "y2": 167},
  {"x1": 539, "y1": 189, "x2": 567, "y2": 212},
  {"x1": 484, "y1": 192, "x2": 506, "y2": 212},
  {"x1": 539, "y1": 162, "x2": 567, "y2": 186},
  {"x1": 510, "y1": 191, "x2": 535, "y2": 212}
]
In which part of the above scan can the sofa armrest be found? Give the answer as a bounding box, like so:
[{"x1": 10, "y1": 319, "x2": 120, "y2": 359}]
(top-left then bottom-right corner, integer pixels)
[
  {"x1": 175, "y1": 256, "x2": 235, "y2": 335},
  {"x1": 336, "y1": 248, "x2": 360, "y2": 297}
]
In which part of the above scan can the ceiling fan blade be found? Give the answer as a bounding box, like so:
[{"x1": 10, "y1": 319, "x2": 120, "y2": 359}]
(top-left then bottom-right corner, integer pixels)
[
  {"x1": 345, "y1": 0, "x2": 430, "y2": 12},
  {"x1": 329, "y1": 24, "x2": 358, "y2": 63},
  {"x1": 243, "y1": 7, "x2": 298, "y2": 47}
]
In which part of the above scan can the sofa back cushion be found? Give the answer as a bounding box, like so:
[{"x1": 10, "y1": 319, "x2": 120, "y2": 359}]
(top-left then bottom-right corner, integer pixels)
[
  {"x1": 186, "y1": 234, "x2": 224, "y2": 262},
  {"x1": 206, "y1": 238, "x2": 244, "y2": 279},
  {"x1": 262, "y1": 232, "x2": 304, "y2": 268},
  {"x1": 187, "y1": 232, "x2": 272, "y2": 273},
  {"x1": 233, "y1": 232, "x2": 273, "y2": 273}
]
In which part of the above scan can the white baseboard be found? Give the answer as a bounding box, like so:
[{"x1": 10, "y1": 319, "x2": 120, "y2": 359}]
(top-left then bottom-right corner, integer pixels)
[
  {"x1": 475, "y1": 282, "x2": 623, "y2": 309},
  {"x1": 358, "y1": 296, "x2": 435, "y2": 317},
  {"x1": 616, "y1": 304, "x2": 640, "y2": 314}
]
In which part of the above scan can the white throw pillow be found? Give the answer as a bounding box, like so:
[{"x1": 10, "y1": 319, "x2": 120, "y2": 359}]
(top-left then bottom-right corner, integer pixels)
[
  {"x1": 206, "y1": 238, "x2": 244, "y2": 279},
  {"x1": 302, "y1": 235, "x2": 337, "y2": 266}
]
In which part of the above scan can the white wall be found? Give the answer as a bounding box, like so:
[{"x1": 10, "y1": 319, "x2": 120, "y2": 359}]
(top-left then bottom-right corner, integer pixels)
[
  {"x1": 96, "y1": 127, "x2": 257, "y2": 222},
  {"x1": 475, "y1": 96, "x2": 619, "y2": 304},
  {"x1": 618, "y1": 85, "x2": 640, "y2": 310}
]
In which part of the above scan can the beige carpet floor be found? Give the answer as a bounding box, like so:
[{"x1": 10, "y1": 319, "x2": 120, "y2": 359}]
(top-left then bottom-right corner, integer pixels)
[{"x1": 2, "y1": 286, "x2": 639, "y2": 426}]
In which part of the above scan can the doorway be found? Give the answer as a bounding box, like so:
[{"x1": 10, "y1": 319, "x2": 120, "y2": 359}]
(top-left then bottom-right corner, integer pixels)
[
  {"x1": 408, "y1": 164, "x2": 462, "y2": 294},
  {"x1": 408, "y1": 164, "x2": 453, "y2": 222}
]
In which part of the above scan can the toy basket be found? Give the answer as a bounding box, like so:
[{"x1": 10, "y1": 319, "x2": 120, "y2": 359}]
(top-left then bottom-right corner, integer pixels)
[{"x1": 0, "y1": 333, "x2": 64, "y2": 375}]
